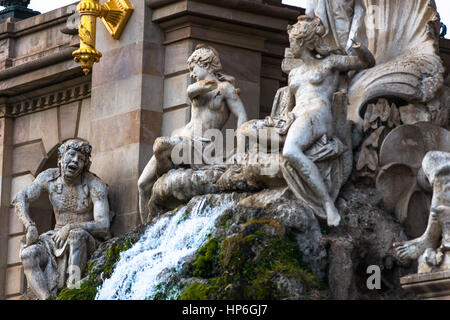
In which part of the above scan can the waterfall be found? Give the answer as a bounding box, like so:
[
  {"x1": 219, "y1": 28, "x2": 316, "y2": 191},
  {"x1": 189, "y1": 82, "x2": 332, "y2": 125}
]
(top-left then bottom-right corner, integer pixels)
[{"x1": 95, "y1": 195, "x2": 236, "y2": 300}]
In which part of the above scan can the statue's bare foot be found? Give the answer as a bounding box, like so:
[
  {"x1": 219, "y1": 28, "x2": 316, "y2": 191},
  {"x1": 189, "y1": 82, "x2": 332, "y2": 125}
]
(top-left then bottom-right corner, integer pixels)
[
  {"x1": 394, "y1": 238, "x2": 431, "y2": 260},
  {"x1": 325, "y1": 202, "x2": 341, "y2": 227}
]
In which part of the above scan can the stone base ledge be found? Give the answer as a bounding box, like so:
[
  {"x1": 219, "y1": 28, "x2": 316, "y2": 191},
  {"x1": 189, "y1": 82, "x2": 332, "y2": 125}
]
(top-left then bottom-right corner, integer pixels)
[{"x1": 401, "y1": 271, "x2": 450, "y2": 300}]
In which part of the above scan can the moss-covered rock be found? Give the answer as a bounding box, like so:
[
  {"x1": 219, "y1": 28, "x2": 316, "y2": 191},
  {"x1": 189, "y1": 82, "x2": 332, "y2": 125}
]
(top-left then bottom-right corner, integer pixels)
[
  {"x1": 56, "y1": 234, "x2": 139, "y2": 300},
  {"x1": 179, "y1": 217, "x2": 327, "y2": 300}
]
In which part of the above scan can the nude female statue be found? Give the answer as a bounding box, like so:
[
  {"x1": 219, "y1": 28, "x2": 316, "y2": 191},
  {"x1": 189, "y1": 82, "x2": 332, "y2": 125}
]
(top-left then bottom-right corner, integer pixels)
[
  {"x1": 138, "y1": 44, "x2": 248, "y2": 224},
  {"x1": 283, "y1": 16, "x2": 374, "y2": 226},
  {"x1": 240, "y1": 16, "x2": 374, "y2": 227}
]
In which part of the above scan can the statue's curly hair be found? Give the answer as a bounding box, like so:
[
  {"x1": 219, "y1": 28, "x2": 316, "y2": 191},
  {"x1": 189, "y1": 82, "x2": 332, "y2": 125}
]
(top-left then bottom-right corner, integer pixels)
[
  {"x1": 187, "y1": 44, "x2": 223, "y2": 74},
  {"x1": 187, "y1": 44, "x2": 237, "y2": 87},
  {"x1": 58, "y1": 139, "x2": 92, "y2": 172},
  {"x1": 287, "y1": 16, "x2": 334, "y2": 57}
]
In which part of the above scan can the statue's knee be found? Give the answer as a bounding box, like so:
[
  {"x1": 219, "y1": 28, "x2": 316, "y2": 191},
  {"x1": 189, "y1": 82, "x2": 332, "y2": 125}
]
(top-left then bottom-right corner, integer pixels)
[
  {"x1": 68, "y1": 229, "x2": 87, "y2": 246},
  {"x1": 20, "y1": 246, "x2": 38, "y2": 265},
  {"x1": 153, "y1": 137, "x2": 167, "y2": 154},
  {"x1": 282, "y1": 147, "x2": 296, "y2": 161},
  {"x1": 138, "y1": 175, "x2": 146, "y2": 191}
]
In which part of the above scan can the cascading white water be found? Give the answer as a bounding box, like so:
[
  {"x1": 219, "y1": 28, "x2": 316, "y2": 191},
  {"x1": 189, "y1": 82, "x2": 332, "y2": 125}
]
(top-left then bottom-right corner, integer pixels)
[{"x1": 95, "y1": 195, "x2": 235, "y2": 300}]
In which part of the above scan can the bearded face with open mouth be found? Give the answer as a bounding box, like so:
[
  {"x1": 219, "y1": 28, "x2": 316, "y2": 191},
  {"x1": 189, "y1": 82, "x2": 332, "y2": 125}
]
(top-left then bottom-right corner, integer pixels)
[{"x1": 61, "y1": 149, "x2": 86, "y2": 180}]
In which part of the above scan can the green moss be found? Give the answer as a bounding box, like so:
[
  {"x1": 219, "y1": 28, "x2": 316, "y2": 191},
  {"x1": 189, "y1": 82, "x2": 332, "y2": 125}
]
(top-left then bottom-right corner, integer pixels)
[
  {"x1": 218, "y1": 210, "x2": 233, "y2": 228},
  {"x1": 57, "y1": 281, "x2": 99, "y2": 300},
  {"x1": 179, "y1": 220, "x2": 325, "y2": 300},
  {"x1": 192, "y1": 238, "x2": 220, "y2": 278},
  {"x1": 179, "y1": 282, "x2": 219, "y2": 300},
  {"x1": 56, "y1": 238, "x2": 135, "y2": 300},
  {"x1": 241, "y1": 219, "x2": 283, "y2": 235}
]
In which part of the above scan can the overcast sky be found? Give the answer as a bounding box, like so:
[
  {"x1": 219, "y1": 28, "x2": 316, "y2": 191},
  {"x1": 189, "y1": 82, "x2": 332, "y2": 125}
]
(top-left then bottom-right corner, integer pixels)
[{"x1": 0, "y1": 0, "x2": 448, "y2": 39}]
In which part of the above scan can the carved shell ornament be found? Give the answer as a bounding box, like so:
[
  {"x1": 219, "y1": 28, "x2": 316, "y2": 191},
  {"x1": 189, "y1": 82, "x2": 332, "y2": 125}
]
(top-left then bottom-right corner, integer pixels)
[{"x1": 348, "y1": 0, "x2": 444, "y2": 124}]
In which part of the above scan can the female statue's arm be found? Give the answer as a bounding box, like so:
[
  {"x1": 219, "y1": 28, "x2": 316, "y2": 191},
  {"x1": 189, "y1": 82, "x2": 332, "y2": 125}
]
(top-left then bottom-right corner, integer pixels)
[
  {"x1": 187, "y1": 80, "x2": 218, "y2": 100},
  {"x1": 331, "y1": 42, "x2": 376, "y2": 72},
  {"x1": 223, "y1": 82, "x2": 248, "y2": 128}
]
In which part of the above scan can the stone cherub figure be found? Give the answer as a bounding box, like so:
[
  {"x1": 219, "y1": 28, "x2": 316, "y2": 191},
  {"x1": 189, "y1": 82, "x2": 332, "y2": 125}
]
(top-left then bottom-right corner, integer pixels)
[
  {"x1": 138, "y1": 44, "x2": 248, "y2": 224},
  {"x1": 12, "y1": 139, "x2": 110, "y2": 300},
  {"x1": 240, "y1": 16, "x2": 374, "y2": 227},
  {"x1": 394, "y1": 151, "x2": 450, "y2": 273}
]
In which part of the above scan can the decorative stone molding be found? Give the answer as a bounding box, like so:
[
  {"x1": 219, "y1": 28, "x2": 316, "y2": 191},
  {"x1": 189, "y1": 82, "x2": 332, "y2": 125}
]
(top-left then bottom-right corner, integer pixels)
[
  {"x1": 0, "y1": 104, "x2": 6, "y2": 118},
  {"x1": 1, "y1": 83, "x2": 91, "y2": 118}
]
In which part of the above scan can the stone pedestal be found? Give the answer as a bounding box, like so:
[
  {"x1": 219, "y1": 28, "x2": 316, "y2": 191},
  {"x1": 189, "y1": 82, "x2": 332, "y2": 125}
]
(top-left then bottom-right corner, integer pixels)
[{"x1": 401, "y1": 271, "x2": 450, "y2": 300}]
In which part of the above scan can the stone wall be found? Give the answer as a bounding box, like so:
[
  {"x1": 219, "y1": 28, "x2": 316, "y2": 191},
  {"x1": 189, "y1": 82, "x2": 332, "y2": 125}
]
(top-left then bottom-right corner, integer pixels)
[{"x1": 0, "y1": 4, "x2": 89, "y2": 299}]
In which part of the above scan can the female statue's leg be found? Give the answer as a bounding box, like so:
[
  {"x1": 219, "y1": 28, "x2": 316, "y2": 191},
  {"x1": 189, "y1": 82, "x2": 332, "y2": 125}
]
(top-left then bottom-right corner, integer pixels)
[{"x1": 282, "y1": 116, "x2": 341, "y2": 226}]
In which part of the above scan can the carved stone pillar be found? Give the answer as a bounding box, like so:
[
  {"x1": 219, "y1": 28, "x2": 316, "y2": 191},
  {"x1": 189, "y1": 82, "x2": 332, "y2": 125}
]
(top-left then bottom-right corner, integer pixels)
[{"x1": 89, "y1": 0, "x2": 165, "y2": 235}]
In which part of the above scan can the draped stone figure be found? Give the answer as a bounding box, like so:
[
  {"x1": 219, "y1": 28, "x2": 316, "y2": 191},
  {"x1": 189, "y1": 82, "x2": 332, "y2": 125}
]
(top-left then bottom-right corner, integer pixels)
[
  {"x1": 306, "y1": 0, "x2": 365, "y2": 53},
  {"x1": 240, "y1": 16, "x2": 375, "y2": 227},
  {"x1": 12, "y1": 139, "x2": 110, "y2": 300}
]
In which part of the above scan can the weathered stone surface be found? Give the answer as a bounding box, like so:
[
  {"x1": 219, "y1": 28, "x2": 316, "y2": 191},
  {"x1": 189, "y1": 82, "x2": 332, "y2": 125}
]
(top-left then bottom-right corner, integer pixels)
[
  {"x1": 8, "y1": 207, "x2": 23, "y2": 235},
  {"x1": 377, "y1": 124, "x2": 450, "y2": 237},
  {"x1": 139, "y1": 44, "x2": 248, "y2": 224},
  {"x1": 328, "y1": 182, "x2": 414, "y2": 300},
  {"x1": 11, "y1": 141, "x2": 46, "y2": 176},
  {"x1": 401, "y1": 270, "x2": 450, "y2": 299},
  {"x1": 6, "y1": 235, "x2": 21, "y2": 265},
  {"x1": 11, "y1": 139, "x2": 111, "y2": 300},
  {"x1": 77, "y1": 98, "x2": 92, "y2": 141},
  {"x1": 5, "y1": 265, "x2": 23, "y2": 296},
  {"x1": 58, "y1": 101, "x2": 80, "y2": 141},
  {"x1": 394, "y1": 151, "x2": 450, "y2": 275}
]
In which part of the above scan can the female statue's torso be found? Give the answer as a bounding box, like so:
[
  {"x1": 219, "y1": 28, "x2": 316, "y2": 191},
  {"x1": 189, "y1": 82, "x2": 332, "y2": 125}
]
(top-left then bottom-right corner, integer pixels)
[
  {"x1": 288, "y1": 59, "x2": 340, "y2": 137},
  {"x1": 175, "y1": 81, "x2": 231, "y2": 138}
]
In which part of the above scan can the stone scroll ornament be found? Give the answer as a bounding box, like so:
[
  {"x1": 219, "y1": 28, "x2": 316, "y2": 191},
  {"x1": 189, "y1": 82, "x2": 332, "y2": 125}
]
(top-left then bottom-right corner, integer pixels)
[
  {"x1": 349, "y1": 0, "x2": 447, "y2": 180},
  {"x1": 394, "y1": 151, "x2": 450, "y2": 274},
  {"x1": 11, "y1": 139, "x2": 111, "y2": 300}
]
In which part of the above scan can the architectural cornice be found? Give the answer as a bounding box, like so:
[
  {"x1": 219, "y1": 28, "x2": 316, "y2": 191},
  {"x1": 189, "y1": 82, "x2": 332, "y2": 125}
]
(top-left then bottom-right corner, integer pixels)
[{"x1": 1, "y1": 81, "x2": 91, "y2": 118}]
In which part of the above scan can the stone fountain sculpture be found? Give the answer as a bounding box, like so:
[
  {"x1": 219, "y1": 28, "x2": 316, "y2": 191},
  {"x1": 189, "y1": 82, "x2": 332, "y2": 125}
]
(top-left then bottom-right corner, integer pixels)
[
  {"x1": 351, "y1": 0, "x2": 446, "y2": 181},
  {"x1": 60, "y1": 0, "x2": 450, "y2": 300},
  {"x1": 143, "y1": 1, "x2": 447, "y2": 231},
  {"x1": 240, "y1": 16, "x2": 374, "y2": 227},
  {"x1": 11, "y1": 139, "x2": 111, "y2": 300},
  {"x1": 145, "y1": 16, "x2": 374, "y2": 227}
]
